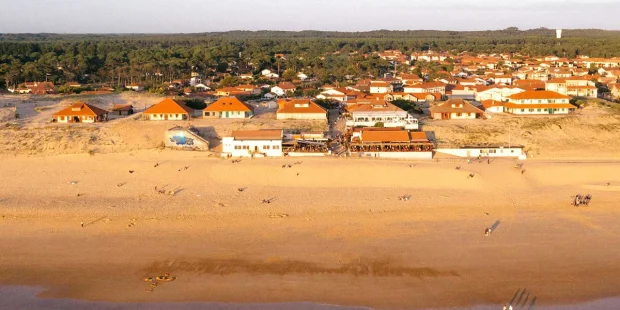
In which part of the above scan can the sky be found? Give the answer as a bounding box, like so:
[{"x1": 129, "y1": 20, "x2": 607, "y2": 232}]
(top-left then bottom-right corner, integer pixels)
[{"x1": 0, "y1": 0, "x2": 619, "y2": 33}]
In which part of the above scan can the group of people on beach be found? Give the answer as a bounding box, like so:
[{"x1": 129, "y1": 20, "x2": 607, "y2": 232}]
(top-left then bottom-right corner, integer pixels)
[{"x1": 572, "y1": 194, "x2": 592, "y2": 207}]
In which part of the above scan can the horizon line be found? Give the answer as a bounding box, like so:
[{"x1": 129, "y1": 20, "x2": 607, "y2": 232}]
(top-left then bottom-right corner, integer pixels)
[{"x1": 2, "y1": 27, "x2": 620, "y2": 35}]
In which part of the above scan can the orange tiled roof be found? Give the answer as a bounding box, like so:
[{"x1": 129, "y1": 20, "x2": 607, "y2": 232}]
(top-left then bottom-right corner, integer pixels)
[
  {"x1": 508, "y1": 90, "x2": 569, "y2": 100},
  {"x1": 429, "y1": 99, "x2": 484, "y2": 114},
  {"x1": 277, "y1": 99, "x2": 327, "y2": 114},
  {"x1": 53, "y1": 102, "x2": 108, "y2": 117},
  {"x1": 504, "y1": 102, "x2": 575, "y2": 109},
  {"x1": 144, "y1": 98, "x2": 194, "y2": 115},
  {"x1": 276, "y1": 82, "x2": 296, "y2": 90},
  {"x1": 362, "y1": 130, "x2": 411, "y2": 143},
  {"x1": 204, "y1": 97, "x2": 253, "y2": 112},
  {"x1": 481, "y1": 100, "x2": 506, "y2": 109},
  {"x1": 231, "y1": 130, "x2": 282, "y2": 140}
]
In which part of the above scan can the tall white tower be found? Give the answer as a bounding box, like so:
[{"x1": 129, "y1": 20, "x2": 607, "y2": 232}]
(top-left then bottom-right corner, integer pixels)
[{"x1": 556, "y1": 29, "x2": 563, "y2": 39}]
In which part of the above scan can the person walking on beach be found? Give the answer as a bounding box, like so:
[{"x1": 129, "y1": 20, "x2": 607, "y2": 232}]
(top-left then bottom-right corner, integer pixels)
[
  {"x1": 81, "y1": 221, "x2": 84, "y2": 228},
  {"x1": 503, "y1": 305, "x2": 507, "y2": 310},
  {"x1": 508, "y1": 305, "x2": 513, "y2": 310}
]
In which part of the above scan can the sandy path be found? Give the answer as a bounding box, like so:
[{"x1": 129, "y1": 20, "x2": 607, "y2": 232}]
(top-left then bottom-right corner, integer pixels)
[{"x1": 1, "y1": 152, "x2": 620, "y2": 309}]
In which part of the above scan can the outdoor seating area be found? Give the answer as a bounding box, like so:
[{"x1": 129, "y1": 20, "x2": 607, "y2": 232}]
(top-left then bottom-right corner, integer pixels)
[
  {"x1": 348, "y1": 143, "x2": 433, "y2": 153},
  {"x1": 283, "y1": 140, "x2": 329, "y2": 153}
]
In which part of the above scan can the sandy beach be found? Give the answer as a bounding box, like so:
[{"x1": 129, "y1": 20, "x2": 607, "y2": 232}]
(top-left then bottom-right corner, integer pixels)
[{"x1": 1, "y1": 151, "x2": 620, "y2": 309}]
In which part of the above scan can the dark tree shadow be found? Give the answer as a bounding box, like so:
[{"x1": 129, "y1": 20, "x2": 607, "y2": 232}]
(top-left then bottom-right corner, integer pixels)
[{"x1": 529, "y1": 296, "x2": 537, "y2": 309}]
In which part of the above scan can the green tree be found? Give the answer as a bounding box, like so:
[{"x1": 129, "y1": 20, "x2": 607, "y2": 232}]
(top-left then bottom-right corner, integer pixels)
[{"x1": 282, "y1": 69, "x2": 297, "y2": 81}]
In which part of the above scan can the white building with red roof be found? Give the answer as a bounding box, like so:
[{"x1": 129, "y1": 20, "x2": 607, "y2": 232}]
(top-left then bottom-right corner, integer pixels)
[
  {"x1": 345, "y1": 98, "x2": 419, "y2": 130},
  {"x1": 369, "y1": 81, "x2": 393, "y2": 94},
  {"x1": 53, "y1": 102, "x2": 108, "y2": 123},
  {"x1": 545, "y1": 78, "x2": 598, "y2": 98},
  {"x1": 475, "y1": 85, "x2": 526, "y2": 102},
  {"x1": 221, "y1": 130, "x2": 283, "y2": 158},
  {"x1": 504, "y1": 91, "x2": 575, "y2": 115},
  {"x1": 276, "y1": 99, "x2": 327, "y2": 120}
]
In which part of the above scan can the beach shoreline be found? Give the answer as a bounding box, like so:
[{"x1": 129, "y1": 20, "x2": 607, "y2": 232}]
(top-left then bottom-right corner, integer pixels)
[{"x1": 1, "y1": 151, "x2": 620, "y2": 309}]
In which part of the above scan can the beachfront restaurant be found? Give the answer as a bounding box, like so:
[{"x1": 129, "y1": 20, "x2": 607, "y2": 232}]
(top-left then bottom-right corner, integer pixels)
[
  {"x1": 348, "y1": 128, "x2": 434, "y2": 159},
  {"x1": 282, "y1": 131, "x2": 330, "y2": 156}
]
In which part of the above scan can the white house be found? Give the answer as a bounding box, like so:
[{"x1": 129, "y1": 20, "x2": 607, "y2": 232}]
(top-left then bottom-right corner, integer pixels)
[
  {"x1": 53, "y1": 102, "x2": 108, "y2": 123},
  {"x1": 504, "y1": 91, "x2": 575, "y2": 115},
  {"x1": 475, "y1": 86, "x2": 526, "y2": 102},
  {"x1": 261, "y1": 69, "x2": 279, "y2": 79},
  {"x1": 545, "y1": 78, "x2": 598, "y2": 98},
  {"x1": 297, "y1": 72, "x2": 308, "y2": 80},
  {"x1": 316, "y1": 88, "x2": 347, "y2": 102},
  {"x1": 263, "y1": 92, "x2": 277, "y2": 100},
  {"x1": 271, "y1": 82, "x2": 296, "y2": 97},
  {"x1": 125, "y1": 84, "x2": 144, "y2": 91},
  {"x1": 480, "y1": 100, "x2": 505, "y2": 113},
  {"x1": 143, "y1": 98, "x2": 194, "y2": 121},
  {"x1": 221, "y1": 130, "x2": 283, "y2": 158},
  {"x1": 369, "y1": 81, "x2": 393, "y2": 94},
  {"x1": 428, "y1": 99, "x2": 485, "y2": 120},
  {"x1": 345, "y1": 99, "x2": 419, "y2": 130},
  {"x1": 403, "y1": 82, "x2": 446, "y2": 95},
  {"x1": 276, "y1": 99, "x2": 327, "y2": 120},
  {"x1": 488, "y1": 74, "x2": 513, "y2": 85}
]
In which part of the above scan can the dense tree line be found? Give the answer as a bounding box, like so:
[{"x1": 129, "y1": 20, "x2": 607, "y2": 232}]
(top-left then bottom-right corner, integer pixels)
[{"x1": 1, "y1": 28, "x2": 620, "y2": 89}]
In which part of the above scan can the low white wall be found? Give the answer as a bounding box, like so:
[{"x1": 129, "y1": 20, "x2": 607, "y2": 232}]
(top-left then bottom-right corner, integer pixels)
[
  {"x1": 276, "y1": 113, "x2": 326, "y2": 120},
  {"x1": 436, "y1": 148, "x2": 524, "y2": 158},
  {"x1": 354, "y1": 152, "x2": 433, "y2": 159}
]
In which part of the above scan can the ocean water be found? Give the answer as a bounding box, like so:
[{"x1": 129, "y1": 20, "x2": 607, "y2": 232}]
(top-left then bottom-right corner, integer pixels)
[{"x1": 2, "y1": 285, "x2": 620, "y2": 310}]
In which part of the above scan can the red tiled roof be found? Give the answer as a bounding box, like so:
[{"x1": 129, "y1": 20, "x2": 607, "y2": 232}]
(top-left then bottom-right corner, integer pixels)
[
  {"x1": 144, "y1": 98, "x2": 194, "y2": 115},
  {"x1": 504, "y1": 102, "x2": 575, "y2": 109},
  {"x1": 429, "y1": 99, "x2": 484, "y2": 114},
  {"x1": 204, "y1": 97, "x2": 253, "y2": 112},
  {"x1": 508, "y1": 90, "x2": 569, "y2": 100},
  {"x1": 277, "y1": 99, "x2": 327, "y2": 114},
  {"x1": 53, "y1": 102, "x2": 108, "y2": 117},
  {"x1": 481, "y1": 100, "x2": 506, "y2": 109}
]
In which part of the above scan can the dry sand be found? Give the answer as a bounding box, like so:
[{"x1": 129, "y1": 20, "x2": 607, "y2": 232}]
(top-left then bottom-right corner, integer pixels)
[{"x1": 1, "y1": 152, "x2": 620, "y2": 309}]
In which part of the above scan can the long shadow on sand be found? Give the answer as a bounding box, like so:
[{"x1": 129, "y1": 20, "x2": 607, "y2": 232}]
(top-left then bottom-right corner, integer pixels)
[{"x1": 490, "y1": 219, "x2": 501, "y2": 231}]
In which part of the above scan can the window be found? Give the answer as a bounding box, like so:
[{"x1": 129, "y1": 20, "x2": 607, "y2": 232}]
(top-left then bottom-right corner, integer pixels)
[
  {"x1": 537, "y1": 109, "x2": 541, "y2": 112},
  {"x1": 457, "y1": 113, "x2": 462, "y2": 117},
  {"x1": 273, "y1": 145, "x2": 280, "y2": 150},
  {"x1": 263, "y1": 145, "x2": 270, "y2": 150},
  {"x1": 521, "y1": 109, "x2": 525, "y2": 112},
  {"x1": 234, "y1": 145, "x2": 241, "y2": 150},
  {"x1": 529, "y1": 109, "x2": 534, "y2": 112},
  {"x1": 242, "y1": 145, "x2": 249, "y2": 150}
]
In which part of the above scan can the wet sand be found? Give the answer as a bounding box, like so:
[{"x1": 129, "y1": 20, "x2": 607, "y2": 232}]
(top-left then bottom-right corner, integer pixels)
[{"x1": 1, "y1": 152, "x2": 620, "y2": 309}]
